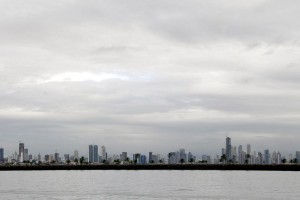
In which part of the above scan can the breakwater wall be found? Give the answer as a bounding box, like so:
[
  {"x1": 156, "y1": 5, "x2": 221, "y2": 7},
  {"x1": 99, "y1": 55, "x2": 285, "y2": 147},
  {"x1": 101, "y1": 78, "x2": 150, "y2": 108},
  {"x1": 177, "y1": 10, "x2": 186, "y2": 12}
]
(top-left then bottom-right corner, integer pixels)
[{"x1": 1, "y1": 164, "x2": 300, "y2": 171}]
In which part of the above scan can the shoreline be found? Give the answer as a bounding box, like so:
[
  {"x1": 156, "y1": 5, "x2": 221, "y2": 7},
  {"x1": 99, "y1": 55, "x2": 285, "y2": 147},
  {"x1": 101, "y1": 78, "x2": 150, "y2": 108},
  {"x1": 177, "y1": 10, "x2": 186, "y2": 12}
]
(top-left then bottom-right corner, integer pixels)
[{"x1": 1, "y1": 164, "x2": 300, "y2": 171}]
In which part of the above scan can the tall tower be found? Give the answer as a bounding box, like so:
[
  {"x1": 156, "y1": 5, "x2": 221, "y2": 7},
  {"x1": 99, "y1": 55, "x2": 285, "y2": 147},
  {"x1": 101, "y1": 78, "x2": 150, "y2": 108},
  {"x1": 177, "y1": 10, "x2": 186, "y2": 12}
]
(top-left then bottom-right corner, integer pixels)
[
  {"x1": 24, "y1": 149, "x2": 29, "y2": 161},
  {"x1": 0, "y1": 148, "x2": 4, "y2": 163},
  {"x1": 74, "y1": 150, "x2": 79, "y2": 160},
  {"x1": 264, "y1": 149, "x2": 270, "y2": 164},
  {"x1": 54, "y1": 153, "x2": 59, "y2": 162},
  {"x1": 247, "y1": 144, "x2": 251, "y2": 155},
  {"x1": 226, "y1": 137, "x2": 232, "y2": 162},
  {"x1": 149, "y1": 152, "x2": 153, "y2": 163},
  {"x1": 93, "y1": 145, "x2": 99, "y2": 163},
  {"x1": 19, "y1": 143, "x2": 24, "y2": 162},
  {"x1": 101, "y1": 146, "x2": 106, "y2": 161},
  {"x1": 89, "y1": 145, "x2": 94, "y2": 163}
]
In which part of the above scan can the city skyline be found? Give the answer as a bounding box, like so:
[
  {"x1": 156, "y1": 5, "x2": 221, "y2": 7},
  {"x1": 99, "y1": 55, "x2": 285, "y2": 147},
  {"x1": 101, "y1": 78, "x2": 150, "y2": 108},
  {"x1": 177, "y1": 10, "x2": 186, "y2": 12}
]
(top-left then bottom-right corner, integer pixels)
[
  {"x1": 1, "y1": 1, "x2": 300, "y2": 155},
  {"x1": 1, "y1": 136, "x2": 299, "y2": 165}
]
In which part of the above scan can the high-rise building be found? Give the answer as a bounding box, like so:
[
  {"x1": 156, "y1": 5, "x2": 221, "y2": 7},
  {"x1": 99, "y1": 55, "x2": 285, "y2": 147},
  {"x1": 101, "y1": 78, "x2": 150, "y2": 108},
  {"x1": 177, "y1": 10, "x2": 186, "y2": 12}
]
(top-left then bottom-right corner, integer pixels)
[
  {"x1": 296, "y1": 151, "x2": 300, "y2": 164},
  {"x1": 149, "y1": 152, "x2": 153, "y2": 163},
  {"x1": 151, "y1": 154, "x2": 158, "y2": 163},
  {"x1": 93, "y1": 145, "x2": 99, "y2": 163},
  {"x1": 19, "y1": 143, "x2": 24, "y2": 162},
  {"x1": 238, "y1": 145, "x2": 243, "y2": 154},
  {"x1": 168, "y1": 152, "x2": 177, "y2": 164},
  {"x1": 24, "y1": 149, "x2": 29, "y2": 161},
  {"x1": 101, "y1": 146, "x2": 107, "y2": 161},
  {"x1": 0, "y1": 148, "x2": 4, "y2": 163},
  {"x1": 257, "y1": 152, "x2": 263, "y2": 164},
  {"x1": 49, "y1": 154, "x2": 54, "y2": 162},
  {"x1": 237, "y1": 145, "x2": 243, "y2": 164},
  {"x1": 226, "y1": 137, "x2": 232, "y2": 162},
  {"x1": 89, "y1": 145, "x2": 99, "y2": 163},
  {"x1": 207, "y1": 156, "x2": 211, "y2": 164},
  {"x1": 133, "y1": 153, "x2": 141, "y2": 164},
  {"x1": 231, "y1": 146, "x2": 236, "y2": 163},
  {"x1": 289, "y1": 154, "x2": 293, "y2": 162},
  {"x1": 179, "y1": 149, "x2": 187, "y2": 163},
  {"x1": 264, "y1": 149, "x2": 270, "y2": 164},
  {"x1": 247, "y1": 144, "x2": 251, "y2": 155},
  {"x1": 232, "y1": 146, "x2": 237, "y2": 157},
  {"x1": 277, "y1": 151, "x2": 282, "y2": 164},
  {"x1": 38, "y1": 154, "x2": 41, "y2": 162},
  {"x1": 45, "y1": 155, "x2": 50, "y2": 162},
  {"x1": 64, "y1": 154, "x2": 70, "y2": 161},
  {"x1": 120, "y1": 152, "x2": 127, "y2": 162},
  {"x1": 89, "y1": 145, "x2": 94, "y2": 163},
  {"x1": 74, "y1": 150, "x2": 79, "y2": 160},
  {"x1": 141, "y1": 155, "x2": 147, "y2": 164},
  {"x1": 188, "y1": 152, "x2": 195, "y2": 162},
  {"x1": 252, "y1": 151, "x2": 256, "y2": 164},
  {"x1": 54, "y1": 153, "x2": 59, "y2": 162}
]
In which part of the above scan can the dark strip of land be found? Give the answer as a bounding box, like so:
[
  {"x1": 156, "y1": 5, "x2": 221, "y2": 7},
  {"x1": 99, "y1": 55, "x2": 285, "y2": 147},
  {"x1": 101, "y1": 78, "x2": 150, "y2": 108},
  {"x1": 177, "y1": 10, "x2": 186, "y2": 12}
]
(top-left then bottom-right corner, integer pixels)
[{"x1": 0, "y1": 164, "x2": 300, "y2": 171}]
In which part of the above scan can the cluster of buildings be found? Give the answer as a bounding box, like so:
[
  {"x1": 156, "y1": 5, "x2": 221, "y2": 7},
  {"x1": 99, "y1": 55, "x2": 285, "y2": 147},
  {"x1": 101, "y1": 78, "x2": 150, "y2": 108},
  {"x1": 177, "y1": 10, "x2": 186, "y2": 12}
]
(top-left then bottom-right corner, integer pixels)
[
  {"x1": 88, "y1": 145, "x2": 107, "y2": 163},
  {"x1": 1, "y1": 138, "x2": 300, "y2": 165},
  {"x1": 1, "y1": 142, "x2": 81, "y2": 164},
  {"x1": 222, "y1": 137, "x2": 300, "y2": 164}
]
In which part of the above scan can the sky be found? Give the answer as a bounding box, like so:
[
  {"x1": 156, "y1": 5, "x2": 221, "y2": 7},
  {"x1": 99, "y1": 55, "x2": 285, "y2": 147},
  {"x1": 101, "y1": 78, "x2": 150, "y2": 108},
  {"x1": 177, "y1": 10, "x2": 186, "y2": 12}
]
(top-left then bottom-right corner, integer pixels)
[{"x1": 1, "y1": 0, "x2": 300, "y2": 157}]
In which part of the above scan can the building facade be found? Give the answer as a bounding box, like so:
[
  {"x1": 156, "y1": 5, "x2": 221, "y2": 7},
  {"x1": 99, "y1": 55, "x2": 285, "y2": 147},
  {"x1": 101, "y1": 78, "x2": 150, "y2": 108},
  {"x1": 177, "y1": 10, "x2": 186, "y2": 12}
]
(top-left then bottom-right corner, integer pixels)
[
  {"x1": 0, "y1": 148, "x2": 4, "y2": 163},
  {"x1": 19, "y1": 143, "x2": 24, "y2": 162},
  {"x1": 226, "y1": 137, "x2": 232, "y2": 162},
  {"x1": 89, "y1": 145, "x2": 99, "y2": 163}
]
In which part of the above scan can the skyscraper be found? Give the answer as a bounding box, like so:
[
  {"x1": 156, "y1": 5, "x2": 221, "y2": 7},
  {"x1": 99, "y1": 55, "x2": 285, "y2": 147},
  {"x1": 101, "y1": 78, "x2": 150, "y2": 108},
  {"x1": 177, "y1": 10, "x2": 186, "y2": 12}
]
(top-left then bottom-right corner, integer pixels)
[
  {"x1": 45, "y1": 155, "x2": 49, "y2": 162},
  {"x1": 89, "y1": 145, "x2": 94, "y2": 163},
  {"x1": 38, "y1": 154, "x2": 41, "y2": 162},
  {"x1": 19, "y1": 142, "x2": 24, "y2": 162},
  {"x1": 24, "y1": 149, "x2": 29, "y2": 161},
  {"x1": 149, "y1": 152, "x2": 153, "y2": 163},
  {"x1": 89, "y1": 145, "x2": 99, "y2": 163},
  {"x1": 141, "y1": 155, "x2": 147, "y2": 164},
  {"x1": 0, "y1": 148, "x2": 4, "y2": 163},
  {"x1": 264, "y1": 149, "x2": 270, "y2": 164},
  {"x1": 226, "y1": 137, "x2": 232, "y2": 162},
  {"x1": 120, "y1": 152, "x2": 127, "y2": 162},
  {"x1": 257, "y1": 152, "x2": 263, "y2": 164},
  {"x1": 93, "y1": 145, "x2": 99, "y2": 163},
  {"x1": 179, "y1": 149, "x2": 187, "y2": 163},
  {"x1": 54, "y1": 153, "x2": 59, "y2": 162},
  {"x1": 296, "y1": 151, "x2": 300, "y2": 164},
  {"x1": 101, "y1": 146, "x2": 107, "y2": 161},
  {"x1": 64, "y1": 154, "x2": 70, "y2": 161},
  {"x1": 74, "y1": 150, "x2": 79, "y2": 160},
  {"x1": 247, "y1": 144, "x2": 251, "y2": 155},
  {"x1": 238, "y1": 145, "x2": 243, "y2": 154}
]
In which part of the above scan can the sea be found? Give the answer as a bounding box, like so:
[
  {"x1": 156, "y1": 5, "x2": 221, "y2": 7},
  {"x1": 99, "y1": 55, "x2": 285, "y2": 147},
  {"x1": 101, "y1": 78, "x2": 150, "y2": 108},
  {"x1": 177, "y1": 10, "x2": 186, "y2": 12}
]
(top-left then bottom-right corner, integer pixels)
[{"x1": 0, "y1": 170, "x2": 299, "y2": 199}]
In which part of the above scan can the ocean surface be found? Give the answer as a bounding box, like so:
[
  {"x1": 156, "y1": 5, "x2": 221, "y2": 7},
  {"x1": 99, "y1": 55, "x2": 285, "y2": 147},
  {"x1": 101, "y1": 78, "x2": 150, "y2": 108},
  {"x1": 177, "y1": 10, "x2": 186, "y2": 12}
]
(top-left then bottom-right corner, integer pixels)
[{"x1": 0, "y1": 170, "x2": 299, "y2": 199}]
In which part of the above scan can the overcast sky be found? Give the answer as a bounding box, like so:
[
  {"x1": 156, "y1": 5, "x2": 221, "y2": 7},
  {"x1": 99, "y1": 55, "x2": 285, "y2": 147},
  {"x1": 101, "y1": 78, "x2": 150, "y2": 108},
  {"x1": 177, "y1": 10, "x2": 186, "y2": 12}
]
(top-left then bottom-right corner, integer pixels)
[{"x1": 1, "y1": 0, "x2": 300, "y2": 157}]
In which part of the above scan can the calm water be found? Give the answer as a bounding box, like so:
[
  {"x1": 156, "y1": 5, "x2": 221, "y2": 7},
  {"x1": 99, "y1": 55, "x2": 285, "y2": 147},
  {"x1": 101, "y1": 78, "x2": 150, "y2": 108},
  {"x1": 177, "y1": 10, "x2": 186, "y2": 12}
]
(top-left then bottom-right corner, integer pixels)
[{"x1": 0, "y1": 170, "x2": 299, "y2": 199}]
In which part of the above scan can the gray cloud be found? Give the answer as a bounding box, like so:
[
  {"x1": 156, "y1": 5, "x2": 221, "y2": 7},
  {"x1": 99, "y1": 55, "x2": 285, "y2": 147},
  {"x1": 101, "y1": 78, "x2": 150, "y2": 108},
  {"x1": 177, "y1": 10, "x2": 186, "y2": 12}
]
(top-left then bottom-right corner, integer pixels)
[{"x1": 0, "y1": 0, "x2": 300, "y2": 158}]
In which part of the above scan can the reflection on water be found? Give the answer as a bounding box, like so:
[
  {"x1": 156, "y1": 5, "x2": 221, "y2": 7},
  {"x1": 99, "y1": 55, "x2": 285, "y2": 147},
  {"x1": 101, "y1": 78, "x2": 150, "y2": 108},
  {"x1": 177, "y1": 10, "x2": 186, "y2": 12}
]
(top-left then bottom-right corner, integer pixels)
[{"x1": 0, "y1": 170, "x2": 299, "y2": 200}]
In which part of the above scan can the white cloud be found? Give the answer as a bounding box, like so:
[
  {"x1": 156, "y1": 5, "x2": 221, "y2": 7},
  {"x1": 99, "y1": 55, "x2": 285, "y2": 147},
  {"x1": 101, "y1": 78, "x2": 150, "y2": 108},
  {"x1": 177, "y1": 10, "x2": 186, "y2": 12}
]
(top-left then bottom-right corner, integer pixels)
[
  {"x1": 0, "y1": 0, "x2": 300, "y2": 156},
  {"x1": 38, "y1": 72, "x2": 130, "y2": 83}
]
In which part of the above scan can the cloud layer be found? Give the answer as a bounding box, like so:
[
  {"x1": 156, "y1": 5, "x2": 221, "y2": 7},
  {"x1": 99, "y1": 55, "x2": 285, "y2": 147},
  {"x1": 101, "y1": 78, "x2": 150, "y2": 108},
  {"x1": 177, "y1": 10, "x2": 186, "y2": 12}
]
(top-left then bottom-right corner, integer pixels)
[{"x1": 1, "y1": 0, "x2": 300, "y2": 157}]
